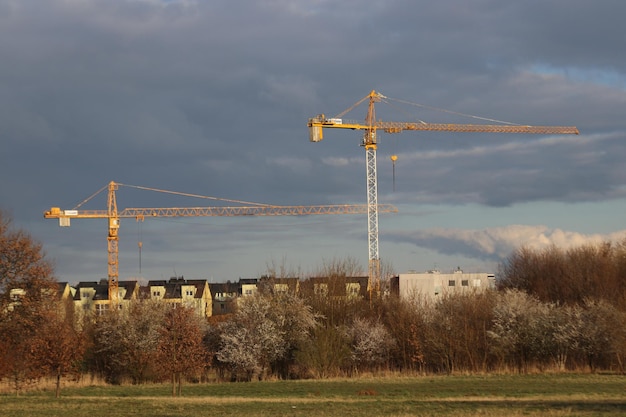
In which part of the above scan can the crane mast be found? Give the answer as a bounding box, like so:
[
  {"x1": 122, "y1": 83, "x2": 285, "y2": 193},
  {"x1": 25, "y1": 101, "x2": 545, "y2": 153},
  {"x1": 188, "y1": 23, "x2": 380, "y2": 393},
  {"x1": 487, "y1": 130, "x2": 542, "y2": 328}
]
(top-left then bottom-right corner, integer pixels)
[
  {"x1": 44, "y1": 181, "x2": 398, "y2": 306},
  {"x1": 308, "y1": 90, "x2": 579, "y2": 298},
  {"x1": 107, "y1": 181, "x2": 120, "y2": 303}
]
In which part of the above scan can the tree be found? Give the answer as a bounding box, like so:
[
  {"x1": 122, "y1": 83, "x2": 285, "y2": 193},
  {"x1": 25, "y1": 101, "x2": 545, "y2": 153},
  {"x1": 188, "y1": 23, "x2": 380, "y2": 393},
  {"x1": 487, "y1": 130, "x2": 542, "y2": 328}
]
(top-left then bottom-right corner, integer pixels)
[
  {"x1": 348, "y1": 317, "x2": 395, "y2": 372},
  {"x1": 122, "y1": 300, "x2": 167, "y2": 384},
  {"x1": 303, "y1": 256, "x2": 369, "y2": 327},
  {"x1": 31, "y1": 298, "x2": 85, "y2": 398},
  {"x1": 488, "y1": 290, "x2": 560, "y2": 373},
  {"x1": 0, "y1": 211, "x2": 57, "y2": 394},
  {"x1": 267, "y1": 293, "x2": 320, "y2": 378},
  {"x1": 377, "y1": 297, "x2": 426, "y2": 372},
  {"x1": 422, "y1": 292, "x2": 496, "y2": 374},
  {"x1": 154, "y1": 306, "x2": 208, "y2": 396},
  {"x1": 499, "y1": 241, "x2": 626, "y2": 308},
  {"x1": 313, "y1": 256, "x2": 364, "y2": 278},
  {"x1": 295, "y1": 324, "x2": 351, "y2": 378},
  {"x1": 0, "y1": 211, "x2": 55, "y2": 302},
  {"x1": 90, "y1": 310, "x2": 127, "y2": 383},
  {"x1": 576, "y1": 299, "x2": 626, "y2": 372},
  {"x1": 264, "y1": 255, "x2": 302, "y2": 279},
  {"x1": 217, "y1": 295, "x2": 287, "y2": 381}
]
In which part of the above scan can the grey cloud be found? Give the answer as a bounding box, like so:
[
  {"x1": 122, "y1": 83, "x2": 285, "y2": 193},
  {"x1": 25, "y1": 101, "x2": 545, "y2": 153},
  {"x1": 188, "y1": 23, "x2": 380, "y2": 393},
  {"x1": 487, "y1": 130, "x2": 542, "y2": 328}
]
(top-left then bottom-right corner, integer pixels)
[{"x1": 2, "y1": 0, "x2": 626, "y2": 282}]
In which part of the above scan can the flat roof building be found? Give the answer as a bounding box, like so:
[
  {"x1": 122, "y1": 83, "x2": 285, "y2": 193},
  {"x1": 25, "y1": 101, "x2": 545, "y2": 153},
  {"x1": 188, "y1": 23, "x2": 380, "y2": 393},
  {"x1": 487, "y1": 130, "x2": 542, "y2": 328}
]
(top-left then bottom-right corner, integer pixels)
[{"x1": 391, "y1": 269, "x2": 495, "y2": 301}]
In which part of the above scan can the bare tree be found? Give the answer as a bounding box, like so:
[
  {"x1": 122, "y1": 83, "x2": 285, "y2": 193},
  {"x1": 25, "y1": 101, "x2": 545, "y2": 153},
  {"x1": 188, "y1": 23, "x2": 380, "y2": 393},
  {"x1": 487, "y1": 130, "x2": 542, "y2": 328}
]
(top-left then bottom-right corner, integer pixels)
[
  {"x1": 295, "y1": 324, "x2": 351, "y2": 378},
  {"x1": 421, "y1": 292, "x2": 496, "y2": 374},
  {"x1": 312, "y1": 256, "x2": 364, "y2": 278},
  {"x1": 378, "y1": 297, "x2": 426, "y2": 372},
  {"x1": 264, "y1": 255, "x2": 302, "y2": 279},
  {"x1": 499, "y1": 241, "x2": 626, "y2": 308}
]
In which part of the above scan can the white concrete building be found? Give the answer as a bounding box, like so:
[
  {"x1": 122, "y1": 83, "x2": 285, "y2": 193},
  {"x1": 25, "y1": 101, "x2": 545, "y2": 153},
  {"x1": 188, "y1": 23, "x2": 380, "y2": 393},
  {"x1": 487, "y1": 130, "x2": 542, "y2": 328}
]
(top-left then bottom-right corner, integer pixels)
[{"x1": 396, "y1": 269, "x2": 495, "y2": 301}]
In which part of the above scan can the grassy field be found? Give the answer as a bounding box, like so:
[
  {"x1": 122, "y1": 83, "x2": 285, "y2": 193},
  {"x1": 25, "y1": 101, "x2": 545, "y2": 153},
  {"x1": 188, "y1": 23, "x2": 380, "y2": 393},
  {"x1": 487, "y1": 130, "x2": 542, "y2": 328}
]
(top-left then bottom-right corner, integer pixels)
[{"x1": 1, "y1": 374, "x2": 626, "y2": 416}]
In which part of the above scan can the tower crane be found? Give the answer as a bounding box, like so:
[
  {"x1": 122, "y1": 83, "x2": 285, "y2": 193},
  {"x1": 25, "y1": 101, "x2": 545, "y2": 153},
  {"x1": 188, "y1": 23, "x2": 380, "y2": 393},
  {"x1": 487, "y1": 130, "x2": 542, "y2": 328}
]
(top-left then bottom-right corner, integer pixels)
[
  {"x1": 308, "y1": 90, "x2": 579, "y2": 297},
  {"x1": 44, "y1": 180, "x2": 398, "y2": 305}
]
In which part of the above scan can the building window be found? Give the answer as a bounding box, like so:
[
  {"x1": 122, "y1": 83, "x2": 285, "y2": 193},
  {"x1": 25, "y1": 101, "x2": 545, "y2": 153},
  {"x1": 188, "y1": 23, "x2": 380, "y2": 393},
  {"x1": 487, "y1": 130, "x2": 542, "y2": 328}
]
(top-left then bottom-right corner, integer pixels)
[
  {"x1": 314, "y1": 284, "x2": 328, "y2": 296},
  {"x1": 153, "y1": 291, "x2": 161, "y2": 297},
  {"x1": 448, "y1": 280, "x2": 456, "y2": 287},
  {"x1": 461, "y1": 280, "x2": 469, "y2": 287},
  {"x1": 96, "y1": 304, "x2": 108, "y2": 316}
]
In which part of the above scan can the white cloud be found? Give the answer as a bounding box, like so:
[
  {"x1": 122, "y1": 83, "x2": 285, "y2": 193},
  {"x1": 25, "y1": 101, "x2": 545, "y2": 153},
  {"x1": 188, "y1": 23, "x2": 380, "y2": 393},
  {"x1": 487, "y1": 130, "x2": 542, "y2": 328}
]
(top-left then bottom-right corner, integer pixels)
[{"x1": 390, "y1": 224, "x2": 626, "y2": 261}]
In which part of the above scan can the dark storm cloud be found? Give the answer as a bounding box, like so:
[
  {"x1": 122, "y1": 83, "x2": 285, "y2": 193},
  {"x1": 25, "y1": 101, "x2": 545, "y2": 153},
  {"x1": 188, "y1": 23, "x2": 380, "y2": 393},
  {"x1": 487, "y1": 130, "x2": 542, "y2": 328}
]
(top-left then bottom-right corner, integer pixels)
[{"x1": 1, "y1": 0, "x2": 625, "y2": 280}]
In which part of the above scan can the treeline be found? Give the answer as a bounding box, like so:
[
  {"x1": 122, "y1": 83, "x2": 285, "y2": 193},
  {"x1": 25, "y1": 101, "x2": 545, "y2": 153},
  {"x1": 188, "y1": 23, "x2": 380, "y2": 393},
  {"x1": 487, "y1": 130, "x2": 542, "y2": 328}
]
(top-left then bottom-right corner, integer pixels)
[{"x1": 2, "y1": 212, "x2": 626, "y2": 396}]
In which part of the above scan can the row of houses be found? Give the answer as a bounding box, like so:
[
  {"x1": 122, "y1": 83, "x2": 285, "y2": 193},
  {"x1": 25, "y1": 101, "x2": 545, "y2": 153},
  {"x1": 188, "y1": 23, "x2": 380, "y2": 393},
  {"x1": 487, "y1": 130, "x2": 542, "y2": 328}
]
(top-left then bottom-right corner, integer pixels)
[{"x1": 61, "y1": 269, "x2": 495, "y2": 320}]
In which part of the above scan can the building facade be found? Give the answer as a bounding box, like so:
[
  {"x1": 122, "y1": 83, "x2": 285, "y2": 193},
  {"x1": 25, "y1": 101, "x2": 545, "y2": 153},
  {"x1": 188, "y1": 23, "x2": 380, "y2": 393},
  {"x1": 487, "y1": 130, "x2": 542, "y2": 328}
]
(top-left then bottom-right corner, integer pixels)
[{"x1": 391, "y1": 269, "x2": 495, "y2": 301}]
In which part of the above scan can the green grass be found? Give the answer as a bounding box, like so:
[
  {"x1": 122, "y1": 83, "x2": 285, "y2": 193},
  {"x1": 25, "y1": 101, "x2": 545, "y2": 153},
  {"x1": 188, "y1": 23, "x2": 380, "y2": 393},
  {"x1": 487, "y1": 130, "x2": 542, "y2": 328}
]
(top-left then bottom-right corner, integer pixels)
[{"x1": 1, "y1": 374, "x2": 626, "y2": 416}]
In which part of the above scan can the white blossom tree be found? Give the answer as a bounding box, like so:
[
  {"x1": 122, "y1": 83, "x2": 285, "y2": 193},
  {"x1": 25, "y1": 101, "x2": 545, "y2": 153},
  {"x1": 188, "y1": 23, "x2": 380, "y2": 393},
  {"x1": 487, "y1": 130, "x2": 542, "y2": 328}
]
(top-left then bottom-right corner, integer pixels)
[
  {"x1": 217, "y1": 295, "x2": 286, "y2": 380},
  {"x1": 577, "y1": 299, "x2": 626, "y2": 371},
  {"x1": 348, "y1": 317, "x2": 395, "y2": 371},
  {"x1": 488, "y1": 289, "x2": 546, "y2": 372},
  {"x1": 217, "y1": 293, "x2": 319, "y2": 380}
]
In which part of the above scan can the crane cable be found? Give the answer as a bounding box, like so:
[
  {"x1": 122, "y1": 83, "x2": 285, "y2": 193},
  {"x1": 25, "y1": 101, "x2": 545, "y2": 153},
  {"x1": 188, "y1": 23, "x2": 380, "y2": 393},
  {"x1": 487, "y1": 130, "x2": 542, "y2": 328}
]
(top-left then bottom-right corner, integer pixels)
[
  {"x1": 384, "y1": 95, "x2": 521, "y2": 126},
  {"x1": 72, "y1": 183, "x2": 109, "y2": 210},
  {"x1": 332, "y1": 91, "x2": 522, "y2": 126},
  {"x1": 119, "y1": 183, "x2": 274, "y2": 207},
  {"x1": 72, "y1": 181, "x2": 277, "y2": 210}
]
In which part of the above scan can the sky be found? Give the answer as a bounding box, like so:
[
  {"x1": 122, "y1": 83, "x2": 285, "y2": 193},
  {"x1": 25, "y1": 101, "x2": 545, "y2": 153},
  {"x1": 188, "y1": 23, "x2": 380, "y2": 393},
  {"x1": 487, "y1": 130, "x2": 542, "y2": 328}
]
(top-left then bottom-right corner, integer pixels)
[{"x1": 2, "y1": 0, "x2": 626, "y2": 284}]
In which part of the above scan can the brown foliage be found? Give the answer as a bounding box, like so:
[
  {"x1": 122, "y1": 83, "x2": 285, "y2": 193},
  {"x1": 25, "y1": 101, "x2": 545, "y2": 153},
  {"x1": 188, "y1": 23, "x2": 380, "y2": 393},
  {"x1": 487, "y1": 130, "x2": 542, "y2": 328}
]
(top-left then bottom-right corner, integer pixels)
[
  {"x1": 499, "y1": 241, "x2": 626, "y2": 308},
  {"x1": 31, "y1": 299, "x2": 85, "y2": 397},
  {"x1": 154, "y1": 306, "x2": 208, "y2": 396},
  {"x1": 0, "y1": 211, "x2": 59, "y2": 394}
]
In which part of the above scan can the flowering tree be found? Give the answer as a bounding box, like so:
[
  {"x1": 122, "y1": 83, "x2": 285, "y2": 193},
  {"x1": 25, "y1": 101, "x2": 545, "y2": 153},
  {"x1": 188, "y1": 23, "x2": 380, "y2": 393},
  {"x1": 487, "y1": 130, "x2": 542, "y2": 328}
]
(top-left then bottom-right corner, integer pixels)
[
  {"x1": 348, "y1": 317, "x2": 395, "y2": 371},
  {"x1": 489, "y1": 290, "x2": 541, "y2": 372},
  {"x1": 217, "y1": 293, "x2": 319, "y2": 380},
  {"x1": 217, "y1": 296, "x2": 287, "y2": 381}
]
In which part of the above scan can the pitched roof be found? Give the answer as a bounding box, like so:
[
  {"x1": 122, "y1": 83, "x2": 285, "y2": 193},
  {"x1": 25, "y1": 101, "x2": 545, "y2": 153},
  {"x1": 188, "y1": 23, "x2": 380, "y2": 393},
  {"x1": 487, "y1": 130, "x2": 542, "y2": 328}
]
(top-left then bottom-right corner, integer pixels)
[{"x1": 148, "y1": 278, "x2": 209, "y2": 299}]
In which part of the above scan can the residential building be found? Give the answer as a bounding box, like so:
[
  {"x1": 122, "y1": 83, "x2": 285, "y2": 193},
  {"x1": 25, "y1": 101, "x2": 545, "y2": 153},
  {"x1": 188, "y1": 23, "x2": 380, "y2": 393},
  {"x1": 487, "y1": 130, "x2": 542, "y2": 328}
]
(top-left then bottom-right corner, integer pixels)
[
  {"x1": 258, "y1": 276, "x2": 300, "y2": 296},
  {"x1": 209, "y1": 281, "x2": 240, "y2": 316},
  {"x1": 146, "y1": 277, "x2": 212, "y2": 319},
  {"x1": 239, "y1": 278, "x2": 259, "y2": 298},
  {"x1": 299, "y1": 276, "x2": 369, "y2": 300},
  {"x1": 73, "y1": 280, "x2": 139, "y2": 320}
]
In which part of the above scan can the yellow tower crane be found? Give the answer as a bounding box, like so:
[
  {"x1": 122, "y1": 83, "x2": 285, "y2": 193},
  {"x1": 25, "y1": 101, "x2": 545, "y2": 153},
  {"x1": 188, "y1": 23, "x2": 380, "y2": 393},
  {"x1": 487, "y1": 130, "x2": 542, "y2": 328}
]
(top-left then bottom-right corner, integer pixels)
[
  {"x1": 308, "y1": 90, "x2": 579, "y2": 297},
  {"x1": 44, "y1": 180, "x2": 398, "y2": 305}
]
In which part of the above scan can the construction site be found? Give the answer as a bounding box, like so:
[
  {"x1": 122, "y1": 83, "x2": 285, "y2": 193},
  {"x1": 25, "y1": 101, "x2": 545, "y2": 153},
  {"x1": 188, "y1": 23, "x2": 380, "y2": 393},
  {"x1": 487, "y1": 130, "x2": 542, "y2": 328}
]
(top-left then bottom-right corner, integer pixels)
[{"x1": 44, "y1": 90, "x2": 578, "y2": 306}]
